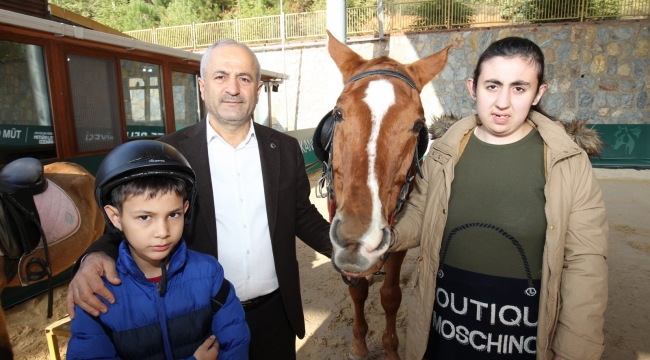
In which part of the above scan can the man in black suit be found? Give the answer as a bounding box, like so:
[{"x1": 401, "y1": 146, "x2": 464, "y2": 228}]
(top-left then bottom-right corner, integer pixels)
[{"x1": 67, "y1": 39, "x2": 332, "y2": 359}]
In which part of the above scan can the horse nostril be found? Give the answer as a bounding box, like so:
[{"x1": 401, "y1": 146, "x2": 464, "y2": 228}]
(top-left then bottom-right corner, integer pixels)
[
  {"x1": 373, "y1": 228, "x2": 390, "y2": 252},
  {"x1": 330, "y1": 219, "x2": 344, "y2": 248}
]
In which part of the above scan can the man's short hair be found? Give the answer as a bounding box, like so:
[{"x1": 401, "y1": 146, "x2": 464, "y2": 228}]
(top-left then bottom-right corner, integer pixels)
[
  {"x1": 200, "y1": 39, "x2": 262, "y2": 83},
  {"x1": 109, "y1": 176, "x2": 187, "y2": 213}
]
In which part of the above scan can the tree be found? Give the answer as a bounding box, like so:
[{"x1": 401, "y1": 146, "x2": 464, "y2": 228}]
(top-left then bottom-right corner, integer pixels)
[
  {"x1": 163, "y1": 0, "x2": 202, "y2": 26},
  {"x1": 51, "y1": 0, "x2": 129, "y2": 30},
  {"x1": 122, "y1": 0, "x2": 164, "y2": 30},
  {"x1": 161, "y1": 0, "x2": 233, "y2": 25}
]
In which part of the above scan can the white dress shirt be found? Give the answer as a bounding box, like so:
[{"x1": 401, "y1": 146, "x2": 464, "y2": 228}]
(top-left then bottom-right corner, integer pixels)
[{"x1": 206, "y1": 116, "x2": 279, "y2": 301}]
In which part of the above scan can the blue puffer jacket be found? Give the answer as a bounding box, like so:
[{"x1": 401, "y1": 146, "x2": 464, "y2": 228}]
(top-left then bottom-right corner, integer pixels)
[{"x1": 67, "y1": 240, "x2": 249, "y2": 360}]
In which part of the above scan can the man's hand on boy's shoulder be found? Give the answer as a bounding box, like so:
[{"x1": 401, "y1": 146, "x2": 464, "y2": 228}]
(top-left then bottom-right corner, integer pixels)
[
  {"x1": 66, "y1": 252, "x2": 122, "y2": 319},
  {"x1": 193, "y1": 335, "x2": 219, "y2": 360}
]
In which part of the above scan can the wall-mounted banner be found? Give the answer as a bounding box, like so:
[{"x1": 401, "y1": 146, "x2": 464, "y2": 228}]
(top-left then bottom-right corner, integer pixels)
[
  {"x1": 591, "y1": 124, "x2": 650, "y2": 168},
  {"x1": 0, "y1": 125, "x2": 54, "y2": 147}
]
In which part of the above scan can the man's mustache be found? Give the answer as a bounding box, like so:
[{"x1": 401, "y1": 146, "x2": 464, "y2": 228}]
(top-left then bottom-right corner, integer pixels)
[{"x1": 219, "y1": 95, "x2": 246, "y2": 103}]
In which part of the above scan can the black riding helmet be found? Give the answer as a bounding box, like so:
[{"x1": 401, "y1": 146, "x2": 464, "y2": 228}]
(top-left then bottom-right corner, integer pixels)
[{"x1": 94, "y1": 140, "x2": 197, "y2": 229}]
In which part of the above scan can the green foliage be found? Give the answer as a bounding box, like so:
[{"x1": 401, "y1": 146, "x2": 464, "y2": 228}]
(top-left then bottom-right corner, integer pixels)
[
  {"x1": 51, "y1": 0, "x2": 411, "y2": 32},
  {"x1": 51, "y1": 0, "x2": 129, "y2": 30},
  {"x1": 286, "y1": 0, "x2": 326, "y2": 13},
  {"x1": 500, "y1": 0, "x2": 621, "y2": 23},
  {"x1": 348, "y1": 0, "x2": 378, "y2": 7},
  {"x1": 122, "y1": 0, "x2": 163, "y2": 30},
  {"x1": 412, "y1": 0, "x2": 475, "y2": 30},
  {"x1": 49, "y1": 0, "x2": 621, "y2": 34},
  {"x1": 236, "y1": 0, "x2": 281, "y2": 18},
  {"x1": 586, "y1": 0, "x2": 621, "y2": 20},
  {"x1": 162, "y1": 0, "x2": 198, "y2": 26}
]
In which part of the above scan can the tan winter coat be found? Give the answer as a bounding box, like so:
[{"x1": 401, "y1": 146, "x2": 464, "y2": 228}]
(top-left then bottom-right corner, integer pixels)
[{"x1": 392, "y1": 111, "x2": 608, "y2": 360}]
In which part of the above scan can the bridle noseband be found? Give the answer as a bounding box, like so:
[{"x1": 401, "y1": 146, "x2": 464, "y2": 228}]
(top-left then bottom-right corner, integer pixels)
[{"x1": 314, "y1": 69, "x2": 428, "y2": 286}]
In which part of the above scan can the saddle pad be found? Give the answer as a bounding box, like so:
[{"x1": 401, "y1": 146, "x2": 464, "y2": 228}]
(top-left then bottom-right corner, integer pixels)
[{"x1": 33, "y1": 179, "x2": 81, "y2": 248}]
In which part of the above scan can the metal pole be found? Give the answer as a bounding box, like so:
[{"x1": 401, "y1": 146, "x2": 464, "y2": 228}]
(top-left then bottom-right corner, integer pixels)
[
  {"x1": 445, "y1": 0, "x2": 450, "y2": 29},
  {"x1": 397, "y1": 4, "x2": 402, "y2": 32},
  {"x1": 327, "y1": 0, "x2": 347, "y2": 43},
  {"x1": 378, "y1": 0, "x2": 384, "y2": 39},
  {"x1": 280, "y1": 0, "x2": 290, "y2": 130},
  {"x1": 192, "y1": 22, "x2": 197, "y2": 50},
  {"x1": 235, "y1": 18, "x2": 240, "y2": 42},
  {"x1": 25, "y1": 45, "x2": 51, "y2": 126}
]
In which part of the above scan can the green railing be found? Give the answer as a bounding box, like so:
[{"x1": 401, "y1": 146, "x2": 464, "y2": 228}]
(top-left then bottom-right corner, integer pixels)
[
  {"x1": 285, "y1": 11, "x2": 326, "y2": 39},
  {"x1": 124, "y1": 0, "x2": 650, "y2": 48}
]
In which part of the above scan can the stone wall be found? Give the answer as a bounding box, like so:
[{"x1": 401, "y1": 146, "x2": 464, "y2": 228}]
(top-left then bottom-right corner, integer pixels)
[{"x1": 253, "y1": 19, "x2": 650, "y2": 131}]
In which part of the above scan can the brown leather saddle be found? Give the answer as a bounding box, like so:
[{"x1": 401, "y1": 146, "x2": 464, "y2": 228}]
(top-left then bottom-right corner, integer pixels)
[{"x1": 0, "y1": 157, "x2": 54, "y2": 316}]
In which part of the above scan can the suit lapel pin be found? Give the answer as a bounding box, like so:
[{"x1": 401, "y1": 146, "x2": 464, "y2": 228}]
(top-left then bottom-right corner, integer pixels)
[{"x1": 270, "y1": 143, "x2": 276, "y2": 148}]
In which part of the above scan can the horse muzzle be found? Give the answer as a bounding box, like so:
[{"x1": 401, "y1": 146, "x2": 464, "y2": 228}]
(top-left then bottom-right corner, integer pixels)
[{"x1": 330, "y1": 217, "x2": 391, "y2": 273}]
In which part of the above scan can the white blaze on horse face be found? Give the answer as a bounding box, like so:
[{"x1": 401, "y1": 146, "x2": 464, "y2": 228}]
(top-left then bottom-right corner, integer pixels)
[{"x1": 359, "y1": 79, "x2": 395, "y2": 255}]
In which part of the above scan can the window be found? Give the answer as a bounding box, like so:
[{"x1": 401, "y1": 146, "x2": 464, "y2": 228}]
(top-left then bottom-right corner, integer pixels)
[
  {"x1": 67, "y1": 54, "x2": 122, "y2": 152},
  {"x1": 0, "y1": 40, "x2": 55, "y2": 164},
  {"x1": 121, "y1": 60, "x2": 165, "y2": 139},
  {"x1": 171, "y1": 71, "x2": 201, "y2": 130}
]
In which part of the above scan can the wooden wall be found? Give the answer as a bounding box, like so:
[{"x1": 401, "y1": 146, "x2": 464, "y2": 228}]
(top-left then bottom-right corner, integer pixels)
[{"x1": 0, "y1": 0, "x2": 48, "y2": 19}]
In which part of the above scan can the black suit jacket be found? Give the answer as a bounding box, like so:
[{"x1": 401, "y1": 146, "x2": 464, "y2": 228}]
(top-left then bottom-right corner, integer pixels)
[{"x1": 82, "y1": 120, "x2": 332, "y2": 338}]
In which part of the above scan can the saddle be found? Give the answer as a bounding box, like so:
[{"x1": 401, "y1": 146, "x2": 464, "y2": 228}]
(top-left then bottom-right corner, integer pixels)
[{"x1": 0, "y1": 158, "x2": 49, "y2": 274}]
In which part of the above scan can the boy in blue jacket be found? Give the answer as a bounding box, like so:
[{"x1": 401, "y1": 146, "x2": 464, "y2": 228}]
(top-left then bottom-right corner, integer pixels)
[{"x1": 67, "y1": 140, "x2": 249, "y2": 360}]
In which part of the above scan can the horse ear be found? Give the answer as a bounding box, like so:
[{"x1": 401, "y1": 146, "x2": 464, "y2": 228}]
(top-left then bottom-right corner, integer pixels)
[
  {"x1": 327, "y1": 30, "x2": 366, "y2": 82},
  {"x1": 406, "y1": 44, "x2": 452, "y2": 91}
]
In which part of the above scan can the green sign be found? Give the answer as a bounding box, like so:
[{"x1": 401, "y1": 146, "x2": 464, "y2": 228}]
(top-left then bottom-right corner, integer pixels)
[
  {"x1": 285, "y1": 128, "x2": 322, "y2": 173},
  {"x1": 0, "y1": 124, "x2": 54, "y2": 147},
  {"x1": 590, "y1": 124, "x2": 650, "y2": 168}
]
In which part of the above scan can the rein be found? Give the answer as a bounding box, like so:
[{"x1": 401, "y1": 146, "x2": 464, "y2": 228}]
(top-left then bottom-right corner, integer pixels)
[{"x1": 318, "y1": 69, "x2": 424, "y2": 286}]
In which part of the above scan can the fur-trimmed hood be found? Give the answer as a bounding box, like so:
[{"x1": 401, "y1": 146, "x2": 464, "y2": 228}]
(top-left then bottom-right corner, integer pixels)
[{"x1": 429, "y1": 114, "x2": 603, "y2": 157}]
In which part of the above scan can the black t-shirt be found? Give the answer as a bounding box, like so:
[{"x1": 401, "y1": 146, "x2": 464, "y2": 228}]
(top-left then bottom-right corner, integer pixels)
[{"x1": 425, "y1": 128, "x2": 547, "y2": 359}]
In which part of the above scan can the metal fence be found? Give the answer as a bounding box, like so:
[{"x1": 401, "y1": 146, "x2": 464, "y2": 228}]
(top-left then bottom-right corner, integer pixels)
[
  {"x1": 285, "y1": 11, "x2": 326, "y2": 39},
  {"x1": 125, "y1": 0, "x2": 650, "y2": 49}
]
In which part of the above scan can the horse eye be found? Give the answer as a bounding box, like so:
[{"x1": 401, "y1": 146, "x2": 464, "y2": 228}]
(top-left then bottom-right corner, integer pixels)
[
  {"x1": 333, "y1": 109, "x2": 343, "y2": 122},
  {"x1": 412, "y1": 121, "x2": 425, "y2": 133}
]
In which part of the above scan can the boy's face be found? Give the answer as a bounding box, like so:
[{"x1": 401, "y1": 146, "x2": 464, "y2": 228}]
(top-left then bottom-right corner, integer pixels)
[{"x1": 104, "y1": 192, "x2": 188, "y2": 275}]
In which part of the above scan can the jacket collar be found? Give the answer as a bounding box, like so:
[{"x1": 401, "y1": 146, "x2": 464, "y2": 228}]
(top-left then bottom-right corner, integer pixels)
[
  {"x1": 526, "y1": 111, "x2": 582, "y2": 165},
  {"x1": 429, "y1": 115, "x2": 477, "y2": 165},
  {"x1": 429, "y1": 111, "x2": 583, "y2": 166},
  {"x1": 117, "y1": 240, "x2": 188, "y2": 286}
]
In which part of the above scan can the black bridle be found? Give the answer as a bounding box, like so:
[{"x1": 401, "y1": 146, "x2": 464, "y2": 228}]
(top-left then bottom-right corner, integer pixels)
[{"x1": 314, "y1": 69, "x2": 428, "y2": 286}]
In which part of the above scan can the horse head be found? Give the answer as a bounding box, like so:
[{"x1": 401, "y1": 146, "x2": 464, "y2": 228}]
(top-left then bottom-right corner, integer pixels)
[{"x1": 320, "y1": 32, "x2": 450, "y2": 273}]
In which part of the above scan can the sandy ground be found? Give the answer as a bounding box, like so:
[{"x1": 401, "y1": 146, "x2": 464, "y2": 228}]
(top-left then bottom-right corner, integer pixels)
[{"x1": 4, "y1": 169, "x2": 650, "y2": 360}]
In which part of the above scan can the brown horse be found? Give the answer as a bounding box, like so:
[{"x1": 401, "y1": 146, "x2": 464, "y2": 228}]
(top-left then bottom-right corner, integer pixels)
[
  {"x1": 317, "y1": 33, "x2": 450, "y2": 359},
  {"x1": 0, "y1": 161, "x2": 104, "y2": 360}
]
